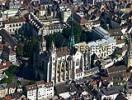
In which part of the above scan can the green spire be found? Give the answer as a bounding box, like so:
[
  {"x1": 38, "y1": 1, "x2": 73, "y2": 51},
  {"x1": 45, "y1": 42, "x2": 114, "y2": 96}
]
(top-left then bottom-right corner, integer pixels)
[
  {"x1": 69, "y1": 34, "x2": 75, "y2": 48},
  {"x1": 69, "y1": 13, "x2": 75, "y2": 48}
]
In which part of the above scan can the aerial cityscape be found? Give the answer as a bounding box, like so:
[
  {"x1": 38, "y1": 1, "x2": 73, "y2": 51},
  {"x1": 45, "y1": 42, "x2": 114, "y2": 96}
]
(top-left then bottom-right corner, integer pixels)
[{"x1": 0, "y1": 0, "x2": 131, "y2": 100}]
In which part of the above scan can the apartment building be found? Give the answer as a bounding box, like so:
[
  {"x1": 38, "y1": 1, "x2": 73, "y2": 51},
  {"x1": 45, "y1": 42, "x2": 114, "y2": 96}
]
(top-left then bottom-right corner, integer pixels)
[
  {"x1": 39, "y1": 23, "x2": 65, "y2": 36},
  {"x1": 36, "y1": 81, "x2": 54, "y2": 100},
  {"x1": 44, "y1": 82, "x2": 54, "y2": 99},
  {"x1": 9, "y1": 0, "x2": 21, "y2": 9},
  {"x1": 3, "y1": 17, "x2": 25, "y2": 34},
  {"x1": 0, "y1": 83, "x2": 8, "y2": 98},
  {"x1": 25, "y1": 84, "x2": 37, "y2": 100},
  {"x1": 88, "y1": 37, "x2": 116, "y2": 59},
  {"x1": 75, "y1": 36, "x2": 116, "y2": 59},
  {"x1": 75, "y1": 26, "x2": 116, "y2": 59},
  {"x1": 26, "y1": 81, "x2": 54, "y2": 100}
]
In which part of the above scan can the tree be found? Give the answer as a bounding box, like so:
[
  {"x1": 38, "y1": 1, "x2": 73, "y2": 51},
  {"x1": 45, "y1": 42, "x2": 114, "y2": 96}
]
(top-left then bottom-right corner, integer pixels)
[
  {"x1": 62, "y1": 27, "x2": 71, "y2": 39},
  {"x1": 5, "y1": 65, "x2": 18, "y2": 75},
  {"x1": 68, "y1": 20, "x2": 82, "y2": 43},
  {"x1": 66, "y1": 16, "x2": 82, "y2": 43},
  {"x1": 124, "y1": 37, "x2": 128, "y2": 44},
  {"x1": 45, "y1": 32, "x2": 69, "y2": 50},
  {"x1": 0, "y1": 65, "x2": 18, "y2": 84},
  {"x1": 54, "y1": 32, "x2": 67, "y2": 48},
  {"x1": 73, "y1": 22, "x2": 82, "y2": 43},
  {"x1": 16, "y1": 43, "x2": 24, "y2": 57},
  {"x1": 80, "y1": 31, "x2": 87, "y2": 42}
]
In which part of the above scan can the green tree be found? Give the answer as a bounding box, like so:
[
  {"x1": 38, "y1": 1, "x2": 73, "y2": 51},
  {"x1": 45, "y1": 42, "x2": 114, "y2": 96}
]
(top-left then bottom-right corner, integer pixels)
[
  {"x1": 124, "y1": 37, "x2": 128, "y2": 44},
  {"x1": 0, "y1": 65, "x2": 18, "y2": 84},
  {"x1": 16, "y1": 43, "x2": 24, "y2": 57},
  {"x1": 66, "y1": 20, "x2": 82, "y2": 43},
  {"x1": 62, "y1": 27, "x2": 71, "y2": 39},
  {"x1": 72, "y1": 22, "x2": 82, "y2": 43}
]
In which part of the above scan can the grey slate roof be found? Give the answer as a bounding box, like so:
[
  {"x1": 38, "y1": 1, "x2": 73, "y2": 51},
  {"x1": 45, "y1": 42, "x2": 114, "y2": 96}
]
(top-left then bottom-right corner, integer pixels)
[
  {"x1": 0, "y1": 29, "x2": 17, "y2": 49},
  {"x1": 100, "y1": 86, "x2": 124, "y2": 96}
]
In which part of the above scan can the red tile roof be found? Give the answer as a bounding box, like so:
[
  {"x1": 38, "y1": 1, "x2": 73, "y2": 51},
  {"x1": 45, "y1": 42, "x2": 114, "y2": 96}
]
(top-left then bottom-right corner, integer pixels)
[
  {"x1": 10, "y1": 51, "x2": 16, "y2": 55},
  {"x1": 45, "y1": 82, "x2": 54, "y2": 88},
  {"x1": 0, "y1": 61, "x2": 11, "y2": 70},
  {"x1": 25, "y1": 84, "x2": 37, "y2": 91},
  {"x1": 4, "y1": 17, "x2": 25, "y2": 24},
  {"x1": 36, "y1": 80, "x2": 45, "y2": 85}
]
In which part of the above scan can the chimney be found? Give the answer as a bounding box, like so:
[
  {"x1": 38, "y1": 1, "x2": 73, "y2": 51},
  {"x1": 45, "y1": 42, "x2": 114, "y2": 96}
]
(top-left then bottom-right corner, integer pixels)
[{"x1": 107, "y1": 24, "x2": 110, "y2": 30}]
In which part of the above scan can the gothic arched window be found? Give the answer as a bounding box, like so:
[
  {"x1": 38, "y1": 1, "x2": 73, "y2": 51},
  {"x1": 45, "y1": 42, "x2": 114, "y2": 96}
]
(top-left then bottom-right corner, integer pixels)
[{"x1": 76, "y1": 59, "x2": 80, "y2": 66}]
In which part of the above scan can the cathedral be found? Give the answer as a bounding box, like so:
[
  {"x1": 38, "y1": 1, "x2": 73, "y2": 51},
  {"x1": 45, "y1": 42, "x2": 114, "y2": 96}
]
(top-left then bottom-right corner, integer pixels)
[
  {"x1": 34, "y1": 43, "x2": 89, "y2": 84},
  {"x1": 33, "y1": 34, "x2": 91, "y2": 84}
]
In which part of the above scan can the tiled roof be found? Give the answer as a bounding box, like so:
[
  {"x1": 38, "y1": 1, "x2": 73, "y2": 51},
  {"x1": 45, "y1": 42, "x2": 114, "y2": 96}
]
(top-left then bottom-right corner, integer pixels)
[
  {"x1": 107, "y1": 65, "x2": 127, "y2": 73},
  {"x1": 25, "y1": 84, "x2": 37, "y2": 91},
  {"x1": 56, "y1": 47, "x2": 70, "y2": 57},
  {"x1": 0, "y1": 0, "x2": 7, "y2": 3},
  {"x1": 0, "y1": 61, "x2": 11, "y2": 70},
  {"x1": 7, "y1": 83, "x2": 17, "y2": 88},
  {"x1": 4, "y1": 92, "x2": 24, "y2": 100},
  {"x1": 36, "y1": 81, "x2": 53, "y2": 88},
  {"x1": 55, "y1": 83, "x2": 69, "y2": 94},
  {"x1": 36, "y1": 80, "x2": 45, "y2": 85},
  {"x1": 101, "y1": 86, "x2": 124, "y2": 96},
  {"x1": 45, "y1": 81, "x2": 53, "y2": 88},
  {"x1": 108, "y1": 28, "x2": 123, "y2": 36},
  {"x1": 4, "y1": 17, "x2": 25, "y2": 24},
  {"x1": 115, "y1": 93, "x2": 128, "y2": 100},
  {"x1": 116, "y1": 39, "x2": 125, "y2": 44},
  {"x1": 101, "y1": 65, "x2": 130, "y2": 81},
  {"x1": 0, "y1": 29, "x2": 17, "y2": 49},
  {"x1": 10, "y1": 51, "x2": 16, "y2": 55}
]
